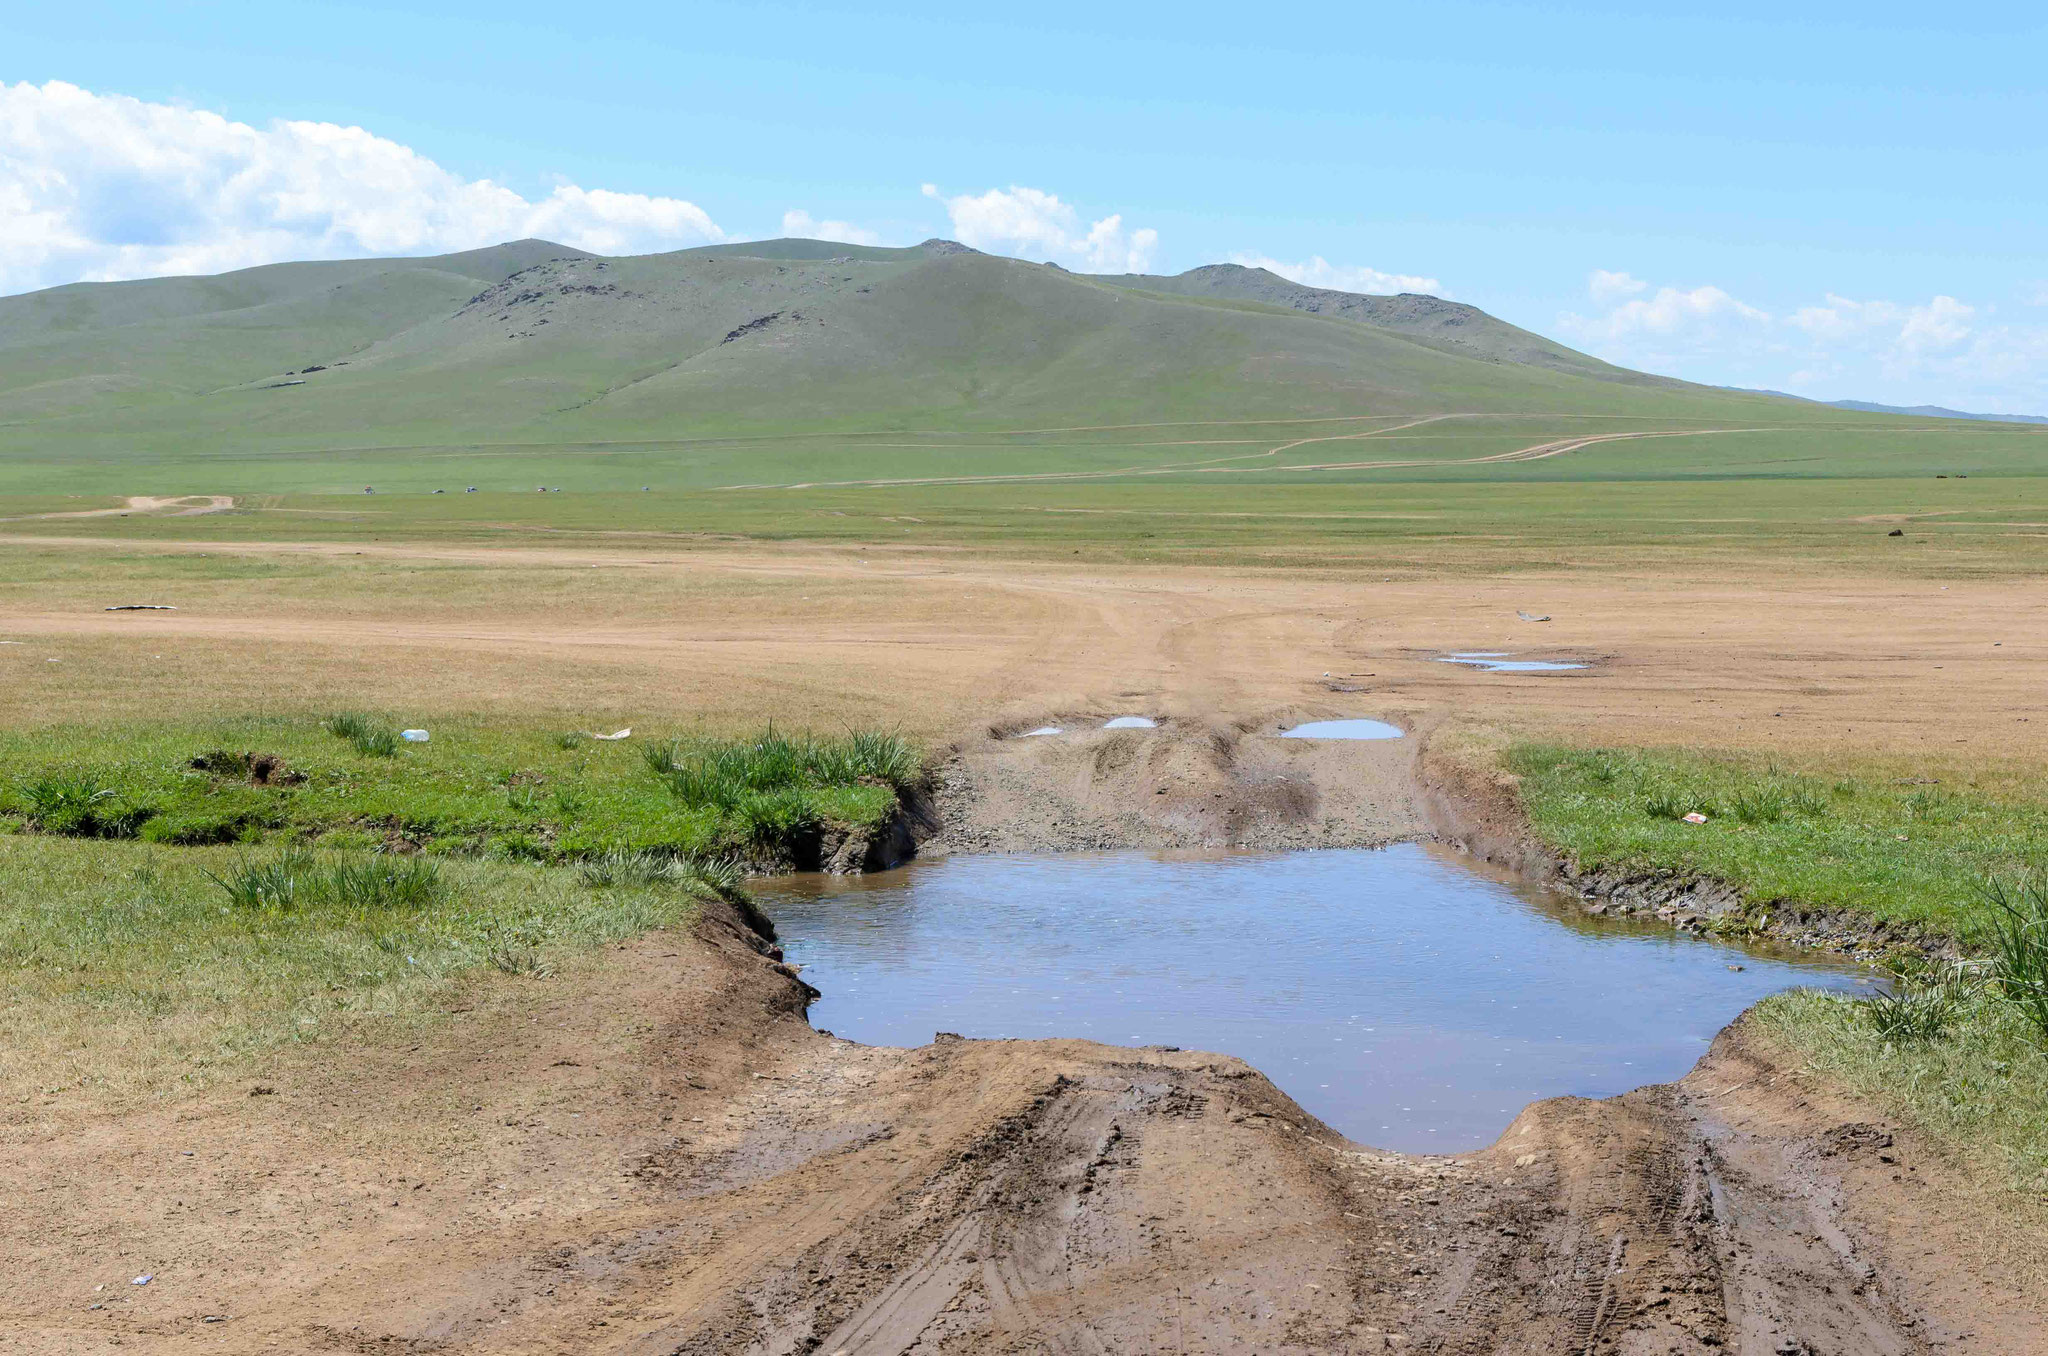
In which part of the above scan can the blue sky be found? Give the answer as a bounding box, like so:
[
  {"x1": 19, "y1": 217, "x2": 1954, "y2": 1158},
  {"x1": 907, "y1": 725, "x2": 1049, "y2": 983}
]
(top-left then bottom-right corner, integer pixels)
[{"x1": 6, "y1": 0, "x2": 2045, "y2": 410}]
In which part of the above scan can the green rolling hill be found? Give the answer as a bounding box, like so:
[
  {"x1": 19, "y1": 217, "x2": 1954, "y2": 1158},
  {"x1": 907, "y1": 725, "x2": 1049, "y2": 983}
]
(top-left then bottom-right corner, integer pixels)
[{"x1": 0, "y1": 237, "x2": 2033, "y2": 504}]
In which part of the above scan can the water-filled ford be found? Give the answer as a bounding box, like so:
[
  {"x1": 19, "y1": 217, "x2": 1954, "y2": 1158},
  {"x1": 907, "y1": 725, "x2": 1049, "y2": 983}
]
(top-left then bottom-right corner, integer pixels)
[{"x1": 759, "y1": 843, "x2": 1866, "y2": 1152}]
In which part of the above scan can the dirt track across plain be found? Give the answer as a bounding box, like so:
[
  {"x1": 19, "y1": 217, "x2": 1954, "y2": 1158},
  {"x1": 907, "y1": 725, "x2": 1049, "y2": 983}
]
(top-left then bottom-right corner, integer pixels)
[
  {"x1": 3, "y1": 535, "x2": 2043, "y2": 764},
  {"x1": 4, "y1": 534, "x2": 2048, "y2": 1351}
]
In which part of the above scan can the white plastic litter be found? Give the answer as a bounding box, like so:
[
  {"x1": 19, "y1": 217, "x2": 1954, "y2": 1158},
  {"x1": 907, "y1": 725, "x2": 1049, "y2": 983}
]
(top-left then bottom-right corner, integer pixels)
[
  {"x1": 400, "y1": 729, "x2": 430, "y2": 742},
  {"x1": 1102, "y1": 716, "x2": 1157, "y2": 729},
  {"x1": 131, "y1": 1274, "x2": 152, "y2": 1286},
  {"x1": 1018, "y1": 726, "x2": 1063, "y2": 738},
  {"x1": 591, "y1": 728, "x2": 632, "y2": 741}
]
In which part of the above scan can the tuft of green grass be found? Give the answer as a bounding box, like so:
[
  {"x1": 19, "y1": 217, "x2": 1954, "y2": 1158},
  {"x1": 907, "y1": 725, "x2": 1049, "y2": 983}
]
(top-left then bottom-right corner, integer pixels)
[
  {"x1": 645, "y1": 726, "x2": 920, "y2": 812},
  {"x1": 206, "y1": 847, "x2": 315, "y2": 911},
  {"x1": 1986, "y1": 875, "x2": 2048, "y2": 1045},
  {"x1": 577, "y1": 847, "x2": 679, "y2": 889},
  {"x1": 1641, "y1": 787, "x2": 1690, "y2": 821},
  {"x1": 1729, "y1": 784, "x2": 1789, "y2": 825},
  {"x1": 324, "y1": 713, "x2": 401, "y2": 758},
  {"x1": 1862, "y1": 969, "x2": 1967, "y2": 1044},
  {"x1": 323, "y1": 713, "x2": 374, "y2": 742},
  {"x1": 323, "y1": 855, "x2": 446, "y2": 910},
  {"x1": 14, "y1": 773, "x2": 147, "y2": 838},
  {"x1": 482, "y1": 918, "x2": 555, "y2": 978}
]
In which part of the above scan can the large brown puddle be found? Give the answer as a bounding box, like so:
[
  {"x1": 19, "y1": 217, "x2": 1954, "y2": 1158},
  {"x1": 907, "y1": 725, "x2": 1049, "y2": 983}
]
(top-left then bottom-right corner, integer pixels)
[{"x1": 759, "y1": 843, "x2": 1868, "y2": 1152}]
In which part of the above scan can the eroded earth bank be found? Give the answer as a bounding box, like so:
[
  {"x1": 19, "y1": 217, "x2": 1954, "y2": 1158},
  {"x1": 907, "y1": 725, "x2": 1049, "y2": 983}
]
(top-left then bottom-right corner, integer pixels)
[{"x1": 7, "y1": 721, "x2": 2043, "y2": 1354}]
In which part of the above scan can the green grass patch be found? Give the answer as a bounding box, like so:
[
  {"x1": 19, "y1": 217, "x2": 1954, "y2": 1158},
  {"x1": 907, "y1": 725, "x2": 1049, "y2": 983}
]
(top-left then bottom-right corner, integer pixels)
[
  {"x1": 0, "y1": 833, "x2": 730, "y2": 1097},
  {"x1": 0, "y1": 717, "x2": 923, "y2": 868},
  {"x1": 1509, "y1": 745, "x2": 2048, "y2": 942},
  {"x1": 1758, "y1": 987, "x2": 2048, "y2": 1196}
]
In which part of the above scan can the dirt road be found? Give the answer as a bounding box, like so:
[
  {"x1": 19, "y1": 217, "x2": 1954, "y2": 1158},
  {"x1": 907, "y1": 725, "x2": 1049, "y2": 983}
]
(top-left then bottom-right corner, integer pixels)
[
  {"x1": 4, "y1": 725, "x2": 2042, "y2": 1353},
  {"x1": 4, "y1": 535, "x2": 2045, "y2": 765},
  {"x1": 0, "y1": 494, "x2": 235, "y2": 521}
]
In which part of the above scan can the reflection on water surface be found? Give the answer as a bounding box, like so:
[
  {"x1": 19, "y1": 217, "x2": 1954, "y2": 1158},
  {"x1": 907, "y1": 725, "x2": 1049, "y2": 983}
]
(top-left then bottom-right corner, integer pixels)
[{"x1": 760, "y1": 844, "x2": 1865, "y2": 1151}]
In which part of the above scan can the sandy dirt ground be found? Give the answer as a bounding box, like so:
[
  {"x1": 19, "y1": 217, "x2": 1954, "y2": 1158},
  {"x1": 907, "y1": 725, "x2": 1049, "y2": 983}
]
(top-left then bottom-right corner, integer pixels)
[
  {"x1": 2, "y1": 535, "x2": 2044, "y2": 764},
  {"x1": 5, "y1": 534, "x2": 2048, "y2": 1351}
]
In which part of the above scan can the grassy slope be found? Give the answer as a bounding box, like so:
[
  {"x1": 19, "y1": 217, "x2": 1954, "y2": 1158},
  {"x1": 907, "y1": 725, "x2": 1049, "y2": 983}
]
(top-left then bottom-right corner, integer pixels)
[
  {"x1": 0, "y1": 832, "x2": 701, "y2": 1099},
  {"x1": 0, "y1": 237, "x2": 1943, "y2": 470},
  {"x1": 1086, "y1": 262, "x2": 1641, "y2": 381}
]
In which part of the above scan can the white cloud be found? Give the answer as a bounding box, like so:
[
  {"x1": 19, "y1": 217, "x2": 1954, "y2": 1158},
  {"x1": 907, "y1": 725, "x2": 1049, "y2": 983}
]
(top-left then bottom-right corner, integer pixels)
[
  {"x1": 780, "y1": 209, "x2": 884, "y2": 247},
  {"x1": 1588, "y1": 269, "x2": 1647, "y2": 305},
  {"x1": 1565, "y1": 283, "x2": 1771, "y2": 345},
  {"x1": 921, "y1": 182, "x2": 1157, "y2": 272},
  {"x1": 1791, "y1": 293, "x2": 1974, "y2": 361},
  {"x1": 1560, "y1": 271, "x2": 2048, "y2": 412},
  {"x1": 0, "y1": 80, "x2": 726, "y2": 295},
  {"x1": 1229, "y1": 252, "x2": 1442, "y2": 296}
]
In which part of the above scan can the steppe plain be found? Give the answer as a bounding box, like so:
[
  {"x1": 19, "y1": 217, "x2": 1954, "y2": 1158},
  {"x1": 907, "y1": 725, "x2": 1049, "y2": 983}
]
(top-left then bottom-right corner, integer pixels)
[{"x1": 4, "y1": 237, "x2": 2047, "y2": 1352}]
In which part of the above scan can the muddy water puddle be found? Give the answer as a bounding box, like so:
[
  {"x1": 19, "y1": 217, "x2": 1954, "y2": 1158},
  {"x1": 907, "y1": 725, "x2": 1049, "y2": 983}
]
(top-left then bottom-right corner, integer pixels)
[
  {"x1": 762, "y1": 844, "x2": 1866, "y2": 1152},
  {"x1": 1438, "y1": 652, "x2": 1586, "y2": 672},
  {"x1": 1279, "y1": 718, "x2": 1403, "y2": 740}
]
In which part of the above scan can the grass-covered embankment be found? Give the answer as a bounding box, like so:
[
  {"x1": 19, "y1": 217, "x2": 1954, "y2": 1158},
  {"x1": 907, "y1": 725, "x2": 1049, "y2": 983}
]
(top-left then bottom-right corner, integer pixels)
[
  {"x1": 0, "y1": 719, "x2": 921, "y2": 1097},
  {"x1": 0, "y1": 718, "x2": 922, "y2": 867},
  {"x1": 1509, "y1": 743, "x2": 2048, "y2": 1197},
  {"x1": 1510, "y1": 745, "x2": 2048, "y2": 943},
  {"x1": 0, "y1": 834, "x2": 743, "y2": 1098}
]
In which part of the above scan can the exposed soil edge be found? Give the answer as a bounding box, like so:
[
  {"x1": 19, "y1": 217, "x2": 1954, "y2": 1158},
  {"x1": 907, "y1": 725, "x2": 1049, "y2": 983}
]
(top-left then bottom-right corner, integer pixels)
[
  {"x1": 823, "y1": 784, "x2": 939, "y2": 873},
  {"x1": 1412, "y1": 727, "x2": 1959, "y2": 964}
]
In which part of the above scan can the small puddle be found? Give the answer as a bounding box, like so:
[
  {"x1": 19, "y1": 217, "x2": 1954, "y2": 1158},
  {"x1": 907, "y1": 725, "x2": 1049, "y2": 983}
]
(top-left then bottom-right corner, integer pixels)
[
  {"x1": 1102, "y1": 716, "x2": 1157, "y2": 729},
  {"x1": 762, "y1": 845, "x2": 1865, "y2": 1152},
  {"x1": 1279, "y1": 719, "x2": 1404, "y2": 740},
  {"x1": 1438, "y1": 653, "x2": 1587, "y2": 672}
]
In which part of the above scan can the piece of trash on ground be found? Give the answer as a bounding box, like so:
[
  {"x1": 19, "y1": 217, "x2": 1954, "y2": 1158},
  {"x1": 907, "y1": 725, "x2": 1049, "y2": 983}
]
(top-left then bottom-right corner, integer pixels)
[
  {"x1": 400, "y1": 729, "x2": 430, "y2": 742},
  {"x1": 131, "y1": 1274, "x2": 152, "y2": 1286},
  {"x1": 1516, "y1": 610, "x2": 1551, "y2": 622},
  {"x1": 104, "y1": 604, "x2": 177, "y2": 612},
  {"x1": 590, "y1": 728, "x2": 632, "y2": 741},
  {"x1": 1682, "y1": 811, "x2": 1708, "y2": 824}
]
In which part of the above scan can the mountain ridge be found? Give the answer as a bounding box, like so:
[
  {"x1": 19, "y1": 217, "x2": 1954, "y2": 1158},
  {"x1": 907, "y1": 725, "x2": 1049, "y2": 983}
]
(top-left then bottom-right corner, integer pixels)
[{"x1": 0, "y1": 237, "x2": 1879, "y2": 467}]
